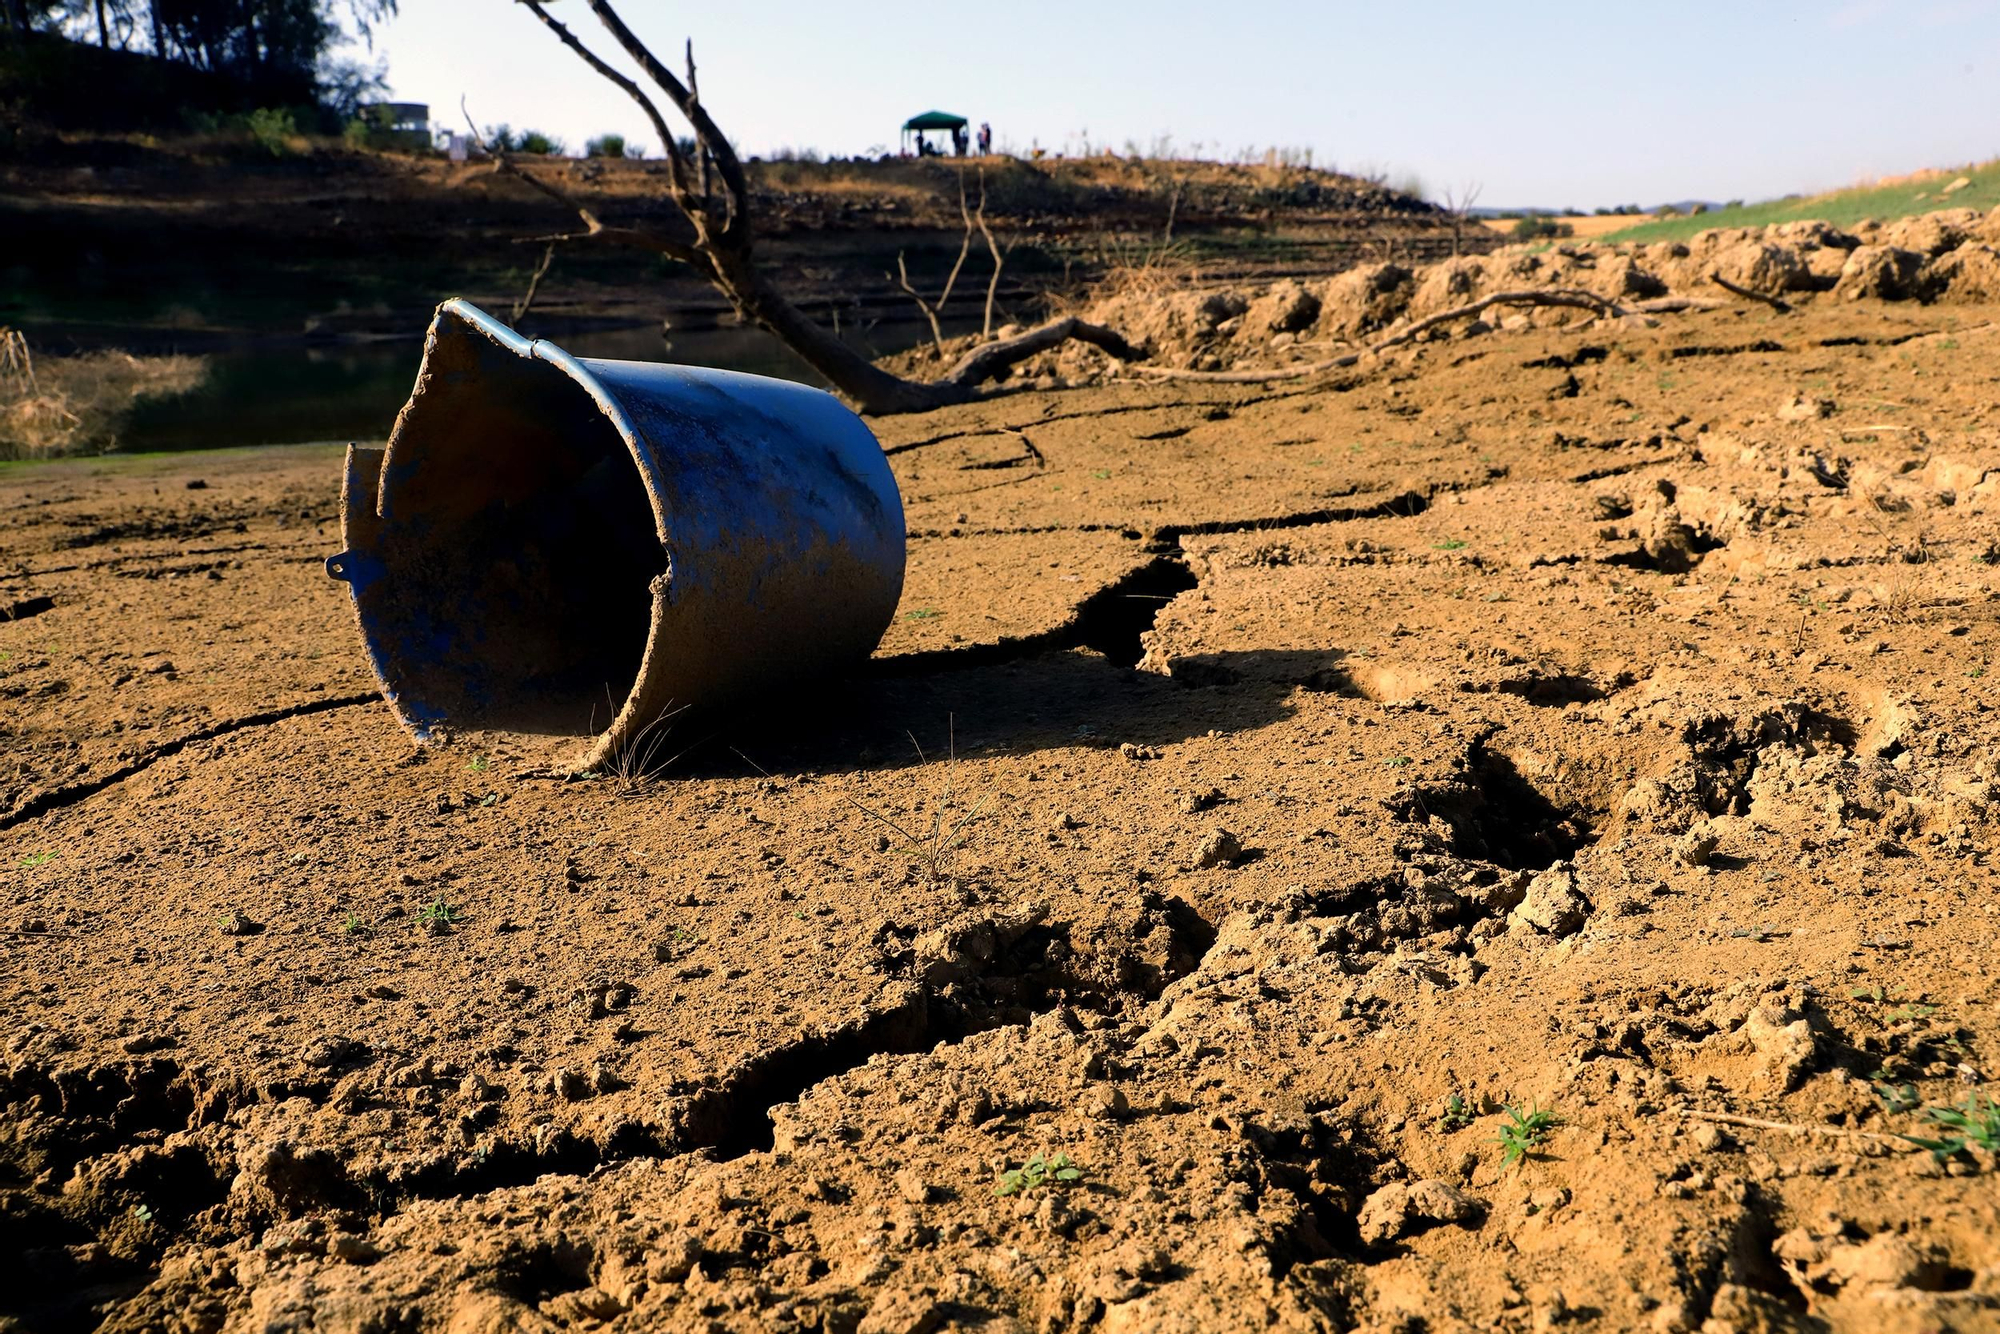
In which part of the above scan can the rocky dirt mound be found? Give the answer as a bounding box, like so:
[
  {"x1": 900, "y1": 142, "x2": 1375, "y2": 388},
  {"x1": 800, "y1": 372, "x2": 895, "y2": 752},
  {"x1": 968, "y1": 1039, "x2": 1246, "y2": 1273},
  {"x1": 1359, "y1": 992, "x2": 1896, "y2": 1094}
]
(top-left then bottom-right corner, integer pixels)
[{"x1": 884, "y1": 204, "x2": 2000, "y2": 386}]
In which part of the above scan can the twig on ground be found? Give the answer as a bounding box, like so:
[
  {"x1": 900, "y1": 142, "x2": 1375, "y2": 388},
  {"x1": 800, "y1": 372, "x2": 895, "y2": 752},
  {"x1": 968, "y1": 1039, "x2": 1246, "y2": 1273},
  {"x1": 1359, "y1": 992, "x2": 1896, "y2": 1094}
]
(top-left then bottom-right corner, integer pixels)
[
  {"x1": 1632, "y1": 296, "x2": 1733, "y2": 314},
  {"x1": 1679, "y1": 1108, "x2": 1917, "y2": 1149},
  {"x1": 1708, "y1": 271, "x2": 1793, "y2": 313}
]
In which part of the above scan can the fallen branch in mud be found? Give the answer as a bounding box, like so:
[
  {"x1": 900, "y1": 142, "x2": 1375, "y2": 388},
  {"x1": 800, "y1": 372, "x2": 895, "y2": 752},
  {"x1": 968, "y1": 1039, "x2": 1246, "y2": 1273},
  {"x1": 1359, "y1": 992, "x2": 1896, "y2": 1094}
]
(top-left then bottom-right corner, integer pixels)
[
  {"x1": 1133, "y1": 288, "x2": 1636, "y2": 384},
  {"x1": 939, "y1": 317, "x2": 1143, "y2": 387},
  {"x1": 1708, "y1": 271, "x2": 1794, "y2": 313}
]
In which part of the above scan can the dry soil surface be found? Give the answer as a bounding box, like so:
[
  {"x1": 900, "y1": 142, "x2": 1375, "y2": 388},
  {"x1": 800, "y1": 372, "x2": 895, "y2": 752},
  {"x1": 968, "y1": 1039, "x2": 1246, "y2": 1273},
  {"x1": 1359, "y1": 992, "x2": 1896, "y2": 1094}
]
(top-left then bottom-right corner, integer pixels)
[{"x1": 2, "y1": 297, "x2": 1998, "y2": 1334}]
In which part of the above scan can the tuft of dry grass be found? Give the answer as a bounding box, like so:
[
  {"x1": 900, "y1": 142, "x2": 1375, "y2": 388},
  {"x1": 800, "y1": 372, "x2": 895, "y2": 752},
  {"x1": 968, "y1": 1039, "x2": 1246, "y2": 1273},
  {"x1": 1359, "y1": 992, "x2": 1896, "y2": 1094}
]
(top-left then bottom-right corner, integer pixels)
[
  {"x1": 1, "y1": 329, "x2": 206, "y2": 460},
  {"x1": 599, "y1": 700, "x2": 689, "y2": 795},
  {"x1": 840, "y1": 721, "x2": 998, "y2": 889}
]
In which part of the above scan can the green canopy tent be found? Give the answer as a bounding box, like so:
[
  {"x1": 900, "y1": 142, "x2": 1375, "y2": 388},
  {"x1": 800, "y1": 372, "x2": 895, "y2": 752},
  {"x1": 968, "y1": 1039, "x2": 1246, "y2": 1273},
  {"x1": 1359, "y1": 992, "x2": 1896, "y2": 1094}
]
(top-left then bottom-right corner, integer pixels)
[{"x1": 902, "y1": 110, "x2": 968, "y2": 156}]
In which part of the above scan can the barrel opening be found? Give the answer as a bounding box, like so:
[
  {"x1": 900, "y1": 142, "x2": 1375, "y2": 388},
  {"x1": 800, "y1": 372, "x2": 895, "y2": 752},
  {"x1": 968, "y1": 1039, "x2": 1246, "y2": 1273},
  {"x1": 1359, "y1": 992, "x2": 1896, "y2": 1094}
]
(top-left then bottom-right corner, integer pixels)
[{"x1": 364, "y1": 324, "x2": 664, "y2": 738}]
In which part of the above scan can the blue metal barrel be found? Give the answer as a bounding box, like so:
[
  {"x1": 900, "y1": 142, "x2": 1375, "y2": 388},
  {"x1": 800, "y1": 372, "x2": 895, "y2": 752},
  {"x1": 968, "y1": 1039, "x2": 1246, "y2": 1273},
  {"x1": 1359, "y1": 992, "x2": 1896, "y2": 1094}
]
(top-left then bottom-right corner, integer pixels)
[{"x1": 326, "y1": 299, "x2": 905, "y2": 769}]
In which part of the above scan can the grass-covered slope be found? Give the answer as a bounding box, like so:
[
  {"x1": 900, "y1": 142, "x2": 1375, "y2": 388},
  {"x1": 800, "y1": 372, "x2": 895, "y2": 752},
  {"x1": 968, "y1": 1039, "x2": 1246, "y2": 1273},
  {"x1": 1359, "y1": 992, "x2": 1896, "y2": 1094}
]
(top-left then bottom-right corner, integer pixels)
[{"x1": 1608, "y1": 159, "x2": 2000, "y2": 243}]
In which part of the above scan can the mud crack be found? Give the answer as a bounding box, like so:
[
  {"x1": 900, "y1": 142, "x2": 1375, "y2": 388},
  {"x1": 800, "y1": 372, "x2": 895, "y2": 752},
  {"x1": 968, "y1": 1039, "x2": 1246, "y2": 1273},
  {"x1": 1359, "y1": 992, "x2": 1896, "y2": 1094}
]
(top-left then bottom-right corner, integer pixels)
[
  {"x1": 877, "y1": 556, "x2": 1200, "y2": 676},
  {"x1": 0, "y1": 692, "x2": 381, "y2": 832}
]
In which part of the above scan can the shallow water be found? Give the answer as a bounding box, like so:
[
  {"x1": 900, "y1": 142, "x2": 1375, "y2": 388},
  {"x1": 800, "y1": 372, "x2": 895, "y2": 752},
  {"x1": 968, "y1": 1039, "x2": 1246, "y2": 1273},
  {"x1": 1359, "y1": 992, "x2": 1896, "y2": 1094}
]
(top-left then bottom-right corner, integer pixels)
[{"x1": 117, "y1": 318, "x2": 942, "y2": 453}]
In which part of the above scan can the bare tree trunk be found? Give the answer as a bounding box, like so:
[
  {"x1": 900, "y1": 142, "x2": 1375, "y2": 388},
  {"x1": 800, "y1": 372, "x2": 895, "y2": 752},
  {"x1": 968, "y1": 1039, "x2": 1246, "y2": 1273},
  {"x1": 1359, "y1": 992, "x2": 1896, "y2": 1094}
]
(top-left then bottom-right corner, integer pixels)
[{"x1": 94, "y1": 0, "x2": 109, "y2": 46}]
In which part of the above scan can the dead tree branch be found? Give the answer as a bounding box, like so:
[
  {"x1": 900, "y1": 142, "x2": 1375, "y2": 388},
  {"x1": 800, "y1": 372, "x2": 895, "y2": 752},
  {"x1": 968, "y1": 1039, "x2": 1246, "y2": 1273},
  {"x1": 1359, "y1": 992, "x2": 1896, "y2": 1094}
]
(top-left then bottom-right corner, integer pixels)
[
  {"x1": 972, "y1": 167, "x2": 1011, "y2": 338},
  {"x1": 512, "y1": 241, "x2": 558, "y2": 323},
  {"x1": 894, "y1": 171, "x2": 977, "y2": 354},
  {"x1": 685, "y1": 39, "x2": 708, "y2": 200},
  {"x1": 504, "y1": 0, "x2": 1145, "y2": 415},
  {"x1": 1135, "y1": 288, "x2": 1633, "y2": 384},
  {"x1": 1708, "y1": 270, "x2": 1793, "y2": 313},
  {"x1": 1633, "y1": 295, "x2": 1732, "y2": 314},
  {"x1": 1441, "y1": 182, "x2": 1483, "y2": 258},
  {"x1": 938, "y1": 318, "x2": 1144, "y2": 388}
]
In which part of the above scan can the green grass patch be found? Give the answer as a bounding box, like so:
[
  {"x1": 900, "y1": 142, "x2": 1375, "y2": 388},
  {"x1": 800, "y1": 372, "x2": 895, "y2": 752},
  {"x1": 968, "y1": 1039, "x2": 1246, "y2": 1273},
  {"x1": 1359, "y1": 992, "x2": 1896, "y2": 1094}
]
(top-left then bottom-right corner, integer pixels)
[{"x1": 1603, "y1": 160, "x2": 2000, "y2": 245}]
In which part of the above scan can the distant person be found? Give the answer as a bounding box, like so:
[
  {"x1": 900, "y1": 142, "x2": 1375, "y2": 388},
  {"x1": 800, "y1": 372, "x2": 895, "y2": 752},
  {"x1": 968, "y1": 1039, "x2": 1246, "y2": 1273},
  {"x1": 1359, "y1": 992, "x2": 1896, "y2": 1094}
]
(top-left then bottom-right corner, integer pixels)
[
  {"x1": 977, "y1": 122, "x2": 991, "y2": 155},
  {"x1": 952, "y1": 125, "x2": 967, "y2": 156}
]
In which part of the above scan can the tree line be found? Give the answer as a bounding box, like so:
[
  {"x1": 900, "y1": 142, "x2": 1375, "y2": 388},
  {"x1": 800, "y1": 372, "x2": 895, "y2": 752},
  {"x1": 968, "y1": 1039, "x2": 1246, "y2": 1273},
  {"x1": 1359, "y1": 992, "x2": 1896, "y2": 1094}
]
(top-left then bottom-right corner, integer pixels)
[{"x1": 2, "y1": 0, "x2": 395, "y2": 116}]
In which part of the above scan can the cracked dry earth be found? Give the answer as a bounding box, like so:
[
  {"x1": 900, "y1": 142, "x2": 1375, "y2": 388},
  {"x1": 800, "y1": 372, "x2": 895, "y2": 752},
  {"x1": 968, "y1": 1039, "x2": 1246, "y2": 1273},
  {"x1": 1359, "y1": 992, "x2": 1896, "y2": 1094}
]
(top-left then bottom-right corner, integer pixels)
[{"x1": 2, "y1": 298, "x2": 1999, "y2": 1334}]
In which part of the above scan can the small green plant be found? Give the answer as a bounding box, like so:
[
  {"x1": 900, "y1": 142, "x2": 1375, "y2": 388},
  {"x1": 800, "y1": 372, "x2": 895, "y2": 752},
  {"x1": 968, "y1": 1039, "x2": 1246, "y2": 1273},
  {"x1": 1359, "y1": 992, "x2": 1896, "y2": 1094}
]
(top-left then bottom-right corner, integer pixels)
[
  {"x1": 465, "y1": 755, "x2": 491, "y2": 773},
  {"x1": 904, "y1": 607, "x2": 941, "y2": 621},
  {"x1": 995, "y1": 1151, "x2": 1083, "y2": 1196},
  {"x1": 417, "y1": 898, "x2": 461, "y2": 930},
  {"x1": 1092, "y1": 469, "x2": 1111, "y2": 480},
  {"x1": 1385, "y1": 756, "x2": 1413, "y2": 768},
  {"x1": 1874, "y1": 1081, "x2": 1922, "y2": 1114},
  {"x1": 1851, "y1": 986, "x2": 1940, "y2": 1026},
  {"x1": 1433, "y1": 539, "x2": 1468, "y2": 551},
  {"x1": 17, "y1": 852, "x2": 54, "y2": 869},
  {"x1": 1495, "y1": 1104, "x2": 1561, "y2": 1167},
  {"x1": 1437, "y1": 1093, "x2": 1476, "y2": 1133},
  {"x1": 1900, "y1": 1093, "x2": 2000, "y2": 1163},
  {"x1": 585, "y1": 132, "x2": 629, "y2": 158}
]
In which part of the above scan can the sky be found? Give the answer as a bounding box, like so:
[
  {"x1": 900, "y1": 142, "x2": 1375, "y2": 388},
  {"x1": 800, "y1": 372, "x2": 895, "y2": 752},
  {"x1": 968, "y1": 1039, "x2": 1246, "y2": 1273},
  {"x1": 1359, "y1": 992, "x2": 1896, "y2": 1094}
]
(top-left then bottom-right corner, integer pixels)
[{"x1": 372, "y1": 0, "x2": 2000, "y2": 209}]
